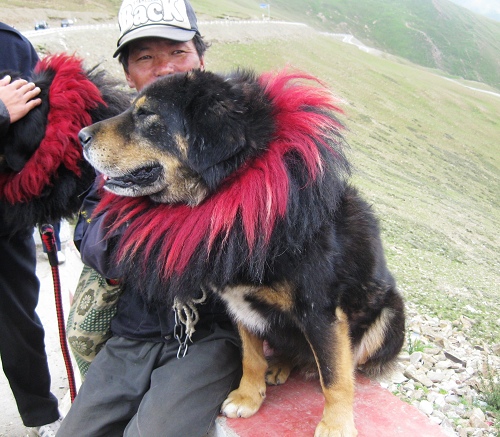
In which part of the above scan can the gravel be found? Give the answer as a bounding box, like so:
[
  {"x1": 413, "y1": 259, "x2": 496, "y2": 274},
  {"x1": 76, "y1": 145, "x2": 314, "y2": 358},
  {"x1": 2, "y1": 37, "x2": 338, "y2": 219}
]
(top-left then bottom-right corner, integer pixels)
[{"x1": 380, "y1": 302, "x2": 500, "y2": 436}]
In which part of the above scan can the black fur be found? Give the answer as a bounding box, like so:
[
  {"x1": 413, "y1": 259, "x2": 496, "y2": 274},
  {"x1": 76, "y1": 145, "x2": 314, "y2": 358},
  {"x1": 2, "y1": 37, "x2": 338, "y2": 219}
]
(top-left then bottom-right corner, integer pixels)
[
  {"x1": 81, "y1": 69, "x2": 406, "y2": 432},
  {"x1": 0, "y1": 62, "x2": 131, "y2": 233}
]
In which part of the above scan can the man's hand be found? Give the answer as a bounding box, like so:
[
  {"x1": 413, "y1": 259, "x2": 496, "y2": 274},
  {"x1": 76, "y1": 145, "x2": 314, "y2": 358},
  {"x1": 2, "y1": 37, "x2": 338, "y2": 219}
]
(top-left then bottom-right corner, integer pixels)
[{"x1": 0, "y1": 75, "x2": 42, "y2": 123}]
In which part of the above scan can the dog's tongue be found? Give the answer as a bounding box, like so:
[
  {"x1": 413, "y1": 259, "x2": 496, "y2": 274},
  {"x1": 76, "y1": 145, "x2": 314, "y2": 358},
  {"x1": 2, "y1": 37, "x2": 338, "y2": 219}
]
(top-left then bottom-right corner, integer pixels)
[{"x1": 106, "y1": 165, "x2": 162, "y2": 188}]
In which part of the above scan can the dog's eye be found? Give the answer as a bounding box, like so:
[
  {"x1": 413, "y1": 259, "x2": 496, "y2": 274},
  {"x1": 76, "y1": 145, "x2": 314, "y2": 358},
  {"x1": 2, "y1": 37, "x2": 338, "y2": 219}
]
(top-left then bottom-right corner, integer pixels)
[{"x1": 135, "y1": 107, "x2": 155, "y2": 118}]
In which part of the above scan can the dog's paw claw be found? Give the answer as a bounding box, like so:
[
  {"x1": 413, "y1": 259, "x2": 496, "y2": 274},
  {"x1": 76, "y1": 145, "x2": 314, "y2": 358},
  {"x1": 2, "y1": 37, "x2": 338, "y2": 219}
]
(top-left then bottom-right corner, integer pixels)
[
  {"x1": 221, "y1": 389, "x2": 265, "y2": 419},
  {"x1": 314, "y1": 421, "x2": 358, "y2": 437},
  {"x1": 265, "y1": 364, "x2": 291, "y2": 385},
  {"x1": 314, "y1": 419, "x2": 358, "y2": 437}
]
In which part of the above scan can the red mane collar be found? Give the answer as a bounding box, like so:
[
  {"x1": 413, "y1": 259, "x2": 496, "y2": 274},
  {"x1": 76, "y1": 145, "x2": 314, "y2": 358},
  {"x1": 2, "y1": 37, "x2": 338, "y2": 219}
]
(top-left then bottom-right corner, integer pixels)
[
  {"x1": 98, "y1": 70, "x2": 344, "y2": 280},
  {"x1": 0, "y1": 54, "x2": 105, "y2": 203}
]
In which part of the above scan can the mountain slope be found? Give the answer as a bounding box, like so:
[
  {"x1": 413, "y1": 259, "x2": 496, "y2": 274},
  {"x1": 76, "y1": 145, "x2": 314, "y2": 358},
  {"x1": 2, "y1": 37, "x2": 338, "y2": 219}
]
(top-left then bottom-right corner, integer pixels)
[
  {"x1": 193, "y1": 0, "x2": 500, "y2": 90},
  {"x1": 4, "y1": 0, "x2": 499, "y2": 89}
]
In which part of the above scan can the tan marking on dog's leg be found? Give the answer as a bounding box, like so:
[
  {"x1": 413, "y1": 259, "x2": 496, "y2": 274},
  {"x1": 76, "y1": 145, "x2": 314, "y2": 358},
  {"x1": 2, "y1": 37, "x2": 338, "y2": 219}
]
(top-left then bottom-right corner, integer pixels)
[
  {"x1": 309, "y1": 308, "x2": 358, "y2": 437},
  {"x1": 353, "y1": 307, "x2": 393, "y2": 366},
  {"x1": 221, "y1": 323, "x2": 267, "y2": 418}
]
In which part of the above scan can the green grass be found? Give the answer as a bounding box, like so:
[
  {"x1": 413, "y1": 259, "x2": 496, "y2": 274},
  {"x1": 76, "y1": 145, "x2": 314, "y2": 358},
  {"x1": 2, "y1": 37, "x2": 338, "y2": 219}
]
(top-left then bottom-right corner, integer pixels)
[
  {"x1": 407, "y1": 335, "x2": 432, "y2": 355},
  {"x1": 5, "y1": 0, "x2": 500, "y2": 89},
  {"x1": 478, "y1": 361, "x2": 500, "y2": 429},
  {"x1": 192, "y1": 0, "x2": 500, "y2": 90}
]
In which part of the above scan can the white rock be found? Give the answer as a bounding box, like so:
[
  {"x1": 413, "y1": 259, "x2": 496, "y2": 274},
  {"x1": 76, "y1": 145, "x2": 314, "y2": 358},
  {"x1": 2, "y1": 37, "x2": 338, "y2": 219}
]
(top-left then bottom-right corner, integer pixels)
[
  {"x1": 389, "y1": 302, "x2": 500, "y2": 437},
  {"x1": 391, "y1": 371, "x2": 407, "y2": 384},
  {"x1": 465, "y1": 366, "x2": 476, "y2": 375},
  {"x1": 446, "y1": 410, "x2": 461, "y2": 420},
  {"x1": 434, "y1": 394, "x2": 447, "y2": 408},
  {"x1": 427, "y1": 391, "x2": 438, "y2": 403},
  {"x1": 470, "y1": 407, "x2": 485, "y2": 422},
  {"x1": 428, "y1": 370, "x2": 446, "y2": 383},
  {"x1": 419, "y1": 400, "x2": 434, "y2": 415},
  {"x1": 398, "y1": 351, "x2": 411, "y2": 361},
  {"x1": 413, "y1": 389, "x2": 424, "y2": 401},
  {"x1": 436, "y1": 360, "x2": 452, "y2": 369},
  {"x1": 430, "y1": 415, "x2": 443, "y2": 425},
  {"x1": 403, "y1": 382, "x2": 415, "y2": 391},
  {"x1": 410, "y1": 351, "x2": 423, "y2": 365},
  {"x1": 445, "y1": 394, "x2": 460, "y2": 404},
  {"x1": 469, "y1": 415, "x2": 488, "y2": 429}
]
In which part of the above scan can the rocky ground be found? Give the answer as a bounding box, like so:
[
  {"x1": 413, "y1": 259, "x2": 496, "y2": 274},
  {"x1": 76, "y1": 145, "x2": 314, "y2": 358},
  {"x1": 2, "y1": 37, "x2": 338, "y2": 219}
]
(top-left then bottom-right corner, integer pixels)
[{"x1": 384, "y1": 303, "x2": 500, "y2": 436}]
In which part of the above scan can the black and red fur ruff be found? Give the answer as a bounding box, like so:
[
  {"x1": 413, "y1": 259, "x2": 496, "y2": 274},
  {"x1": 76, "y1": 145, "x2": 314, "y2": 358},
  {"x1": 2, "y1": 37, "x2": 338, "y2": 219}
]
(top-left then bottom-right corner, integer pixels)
[
  {"x1": 0, "y1": 54, "x2": 130, "y2": 233},
  {"x1": 97, "y1": 70, "x2": 350, "y2": 298}
]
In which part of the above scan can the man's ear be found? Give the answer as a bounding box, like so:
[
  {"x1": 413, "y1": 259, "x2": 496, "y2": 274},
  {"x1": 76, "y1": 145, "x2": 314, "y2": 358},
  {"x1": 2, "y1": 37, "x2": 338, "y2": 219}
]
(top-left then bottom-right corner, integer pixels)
[
  {"x1": 124, "y1": 70, "x2": 136, "y2": 89},
  {"x1": 199, "y1": 57, "x2": 205, "y2": 72}
]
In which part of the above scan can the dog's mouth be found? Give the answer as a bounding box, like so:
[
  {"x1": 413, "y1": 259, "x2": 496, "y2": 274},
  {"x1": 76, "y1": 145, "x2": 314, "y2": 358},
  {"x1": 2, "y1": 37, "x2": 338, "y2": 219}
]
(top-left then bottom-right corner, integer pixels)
[{"x1": 104, "y1": 164, "x2": 163, "y2": 190}]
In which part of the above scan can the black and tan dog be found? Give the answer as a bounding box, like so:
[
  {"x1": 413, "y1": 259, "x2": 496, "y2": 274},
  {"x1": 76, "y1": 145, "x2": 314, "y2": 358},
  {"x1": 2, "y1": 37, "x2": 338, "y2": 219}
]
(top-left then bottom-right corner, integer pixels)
[
  {"x1": 0, "y1": 54, "x2": 130, "y2": 233},
  {"x1": 79, "y1": 69, "x2": 405, "y2": 436}
]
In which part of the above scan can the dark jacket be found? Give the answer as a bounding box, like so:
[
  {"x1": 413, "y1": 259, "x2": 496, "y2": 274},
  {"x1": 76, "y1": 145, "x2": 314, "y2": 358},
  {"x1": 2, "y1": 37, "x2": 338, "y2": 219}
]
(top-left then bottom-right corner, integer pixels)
[
  {"x1": 0, "y1": 22, "x2": 39, "y2": 78},
  {"x1": 0, "y1": 22, "x2": 39, "y2": 143},
  {"x1": 0, "y1": 22, "x2": 39, "y2": 232},
  {"x1": 74, "y1": 178, "x2": 232, "y2": 342}
]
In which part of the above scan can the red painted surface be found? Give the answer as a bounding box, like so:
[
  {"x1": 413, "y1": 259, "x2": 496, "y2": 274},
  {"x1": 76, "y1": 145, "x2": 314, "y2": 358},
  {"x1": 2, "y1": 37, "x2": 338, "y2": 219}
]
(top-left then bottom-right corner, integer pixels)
[{"x1": 222, "y1": 373, "x2": 449, "y2": 437}]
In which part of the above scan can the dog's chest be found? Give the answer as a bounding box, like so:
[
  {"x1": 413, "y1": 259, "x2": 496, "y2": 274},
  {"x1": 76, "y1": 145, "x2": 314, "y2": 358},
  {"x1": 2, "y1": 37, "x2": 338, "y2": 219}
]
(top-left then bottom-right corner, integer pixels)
[{"x1": 216, "y1": 285, "x2": 271, "y2": 335}]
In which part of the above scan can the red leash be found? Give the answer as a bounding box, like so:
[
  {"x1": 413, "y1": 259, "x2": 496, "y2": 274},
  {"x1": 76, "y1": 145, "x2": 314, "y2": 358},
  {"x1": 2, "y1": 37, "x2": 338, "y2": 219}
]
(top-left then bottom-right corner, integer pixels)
[{"x1": 39, "y1": 224, "x2": 77, "y2": 403}]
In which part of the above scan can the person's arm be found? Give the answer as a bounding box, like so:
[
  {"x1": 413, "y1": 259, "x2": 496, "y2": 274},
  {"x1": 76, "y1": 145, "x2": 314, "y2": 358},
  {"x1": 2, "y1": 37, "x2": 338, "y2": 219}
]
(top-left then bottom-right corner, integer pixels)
[
  {"x1": 74, "y1": 176, "x2": 122, "y2": 280},
  {"x1": 0, "y1": 75, "x2": 41, "y2": 136}
]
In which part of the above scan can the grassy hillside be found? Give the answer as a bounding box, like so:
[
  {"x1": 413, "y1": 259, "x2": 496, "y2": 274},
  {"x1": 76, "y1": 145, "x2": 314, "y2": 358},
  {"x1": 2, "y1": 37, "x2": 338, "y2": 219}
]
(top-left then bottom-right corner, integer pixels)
[
  {"x1": 192, "y1": 0, "x2": 500, "y2": 90},
  {"x1": 4, "y1": 0, "x2": 499, "y2": 89}
]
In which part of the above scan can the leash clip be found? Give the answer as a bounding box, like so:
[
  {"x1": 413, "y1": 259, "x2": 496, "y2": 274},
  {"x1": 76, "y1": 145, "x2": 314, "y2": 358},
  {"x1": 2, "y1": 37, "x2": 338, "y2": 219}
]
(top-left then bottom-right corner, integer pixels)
[{"x1": 173, "y1": 310, "x2": 190, "y2": 358}]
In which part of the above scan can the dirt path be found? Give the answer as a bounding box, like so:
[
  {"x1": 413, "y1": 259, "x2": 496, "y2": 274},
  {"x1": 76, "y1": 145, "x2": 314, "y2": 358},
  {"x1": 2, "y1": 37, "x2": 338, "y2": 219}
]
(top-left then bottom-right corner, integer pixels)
[{"x1": 0, "y1": 223, "x2": 83, "y2": 437}]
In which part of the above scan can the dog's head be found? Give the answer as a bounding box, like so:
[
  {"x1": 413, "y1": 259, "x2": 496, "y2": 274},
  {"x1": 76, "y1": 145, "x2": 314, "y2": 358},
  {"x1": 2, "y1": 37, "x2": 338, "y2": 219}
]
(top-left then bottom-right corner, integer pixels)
[{"x1": 79, "y1": 69, "x2": 275, "y2": 205}]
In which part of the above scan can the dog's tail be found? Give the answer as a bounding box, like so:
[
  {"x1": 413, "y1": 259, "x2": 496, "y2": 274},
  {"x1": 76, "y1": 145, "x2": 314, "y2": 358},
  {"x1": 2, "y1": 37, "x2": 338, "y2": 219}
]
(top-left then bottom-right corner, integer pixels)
[{"x1": 353, "y1": 294, "x2": 406, "y2": 378}]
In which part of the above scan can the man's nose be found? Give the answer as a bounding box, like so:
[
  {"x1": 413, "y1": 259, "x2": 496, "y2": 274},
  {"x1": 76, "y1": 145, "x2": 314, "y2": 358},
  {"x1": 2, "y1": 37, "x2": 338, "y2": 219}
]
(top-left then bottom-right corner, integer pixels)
[{"x1": 155, "y1": 60, "x2": 175, "y2": 76}]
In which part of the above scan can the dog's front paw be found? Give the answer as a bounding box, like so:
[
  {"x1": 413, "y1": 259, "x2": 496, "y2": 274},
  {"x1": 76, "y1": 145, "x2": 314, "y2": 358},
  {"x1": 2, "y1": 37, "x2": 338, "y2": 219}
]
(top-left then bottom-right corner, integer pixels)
[
  {"x1": 314, "y1": 419, "x2": 358, "y2": 437},
  {"x1": 221, "y1": 387, "x2": 266, "y2": 418}
]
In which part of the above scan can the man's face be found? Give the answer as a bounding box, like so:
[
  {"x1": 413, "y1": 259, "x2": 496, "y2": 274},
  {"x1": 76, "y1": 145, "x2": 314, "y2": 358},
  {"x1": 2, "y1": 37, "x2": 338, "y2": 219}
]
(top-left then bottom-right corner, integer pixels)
[{"x1": 125, "y1": 37, "x2": 205, "y2": 92}]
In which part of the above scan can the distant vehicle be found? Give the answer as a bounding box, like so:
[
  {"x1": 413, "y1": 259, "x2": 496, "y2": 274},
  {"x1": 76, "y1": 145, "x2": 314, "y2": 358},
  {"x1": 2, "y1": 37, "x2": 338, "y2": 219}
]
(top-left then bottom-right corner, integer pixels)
[
  {"x1": 34, "y1": 21, "x2": 49, "y2": 30},
  {"x1": 61, "y1": 19, "x2": 74, "y2": 27}
]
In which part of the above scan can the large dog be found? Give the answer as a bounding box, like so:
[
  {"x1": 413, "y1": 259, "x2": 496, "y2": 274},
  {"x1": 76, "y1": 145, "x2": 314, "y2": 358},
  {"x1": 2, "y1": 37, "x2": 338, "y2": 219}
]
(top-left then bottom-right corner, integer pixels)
[
  {"x1": 79, "y1": 69, "x2": 405, "y2": 436},
  {"x1": 0, "y1": 54, "x2": 130, "y2": 233}
]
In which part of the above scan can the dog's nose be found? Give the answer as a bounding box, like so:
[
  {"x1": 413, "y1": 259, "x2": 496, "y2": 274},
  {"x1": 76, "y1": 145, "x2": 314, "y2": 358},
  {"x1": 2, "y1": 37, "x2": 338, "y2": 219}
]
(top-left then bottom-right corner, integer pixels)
[{"x1": 78, "y1": 127, "x2": 92, "y2": 149}]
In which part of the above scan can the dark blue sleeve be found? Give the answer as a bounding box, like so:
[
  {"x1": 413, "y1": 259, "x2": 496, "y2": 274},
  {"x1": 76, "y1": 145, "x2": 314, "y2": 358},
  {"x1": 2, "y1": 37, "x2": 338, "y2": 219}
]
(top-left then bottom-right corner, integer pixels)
[
  {"x1": 74, "y1": 177, "x2": 122, "y2": 280},
  {"x1": 0, "y1": 23, "x2": 39, "y2": 78},
  {"x1": 0, "y1": 22, "x2": 39, "y2": 137}
]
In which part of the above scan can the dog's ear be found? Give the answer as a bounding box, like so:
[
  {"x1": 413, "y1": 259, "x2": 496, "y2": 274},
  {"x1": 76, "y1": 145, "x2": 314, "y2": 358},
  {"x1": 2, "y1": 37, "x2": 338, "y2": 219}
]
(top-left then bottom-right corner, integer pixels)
[{"x1": 183, "y1": 70, "x2": 275, "y2": 190}]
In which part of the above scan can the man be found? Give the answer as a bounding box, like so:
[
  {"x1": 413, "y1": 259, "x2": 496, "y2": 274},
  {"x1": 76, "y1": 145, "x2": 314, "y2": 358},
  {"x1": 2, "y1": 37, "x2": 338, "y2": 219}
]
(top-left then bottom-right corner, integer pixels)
[
  {"x1": 0, "y1": 21, "x2": 63, "y2": 437},
  {"x1": 58, "y1": 1, "x2": 242, "y2": 436}
]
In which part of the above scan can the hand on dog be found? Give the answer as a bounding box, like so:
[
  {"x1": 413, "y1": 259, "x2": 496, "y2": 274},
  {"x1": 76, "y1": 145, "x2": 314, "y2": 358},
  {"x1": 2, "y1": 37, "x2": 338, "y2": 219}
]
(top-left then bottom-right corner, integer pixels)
[{"x1": 0, "y1": 75, "x2": 41, "y2": 124}]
